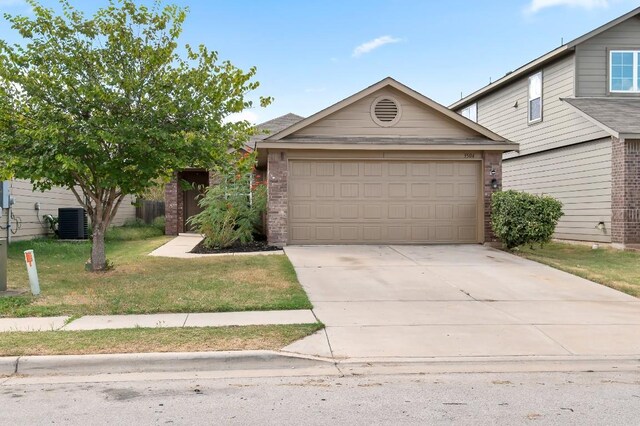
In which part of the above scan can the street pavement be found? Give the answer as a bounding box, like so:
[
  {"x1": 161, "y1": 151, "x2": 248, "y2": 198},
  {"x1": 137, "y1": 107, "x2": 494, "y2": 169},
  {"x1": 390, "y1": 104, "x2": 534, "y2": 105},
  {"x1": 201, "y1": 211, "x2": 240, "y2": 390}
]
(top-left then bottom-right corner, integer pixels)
[{"x1": 1, "y1": 370, "x2": 638, "y2": 425}]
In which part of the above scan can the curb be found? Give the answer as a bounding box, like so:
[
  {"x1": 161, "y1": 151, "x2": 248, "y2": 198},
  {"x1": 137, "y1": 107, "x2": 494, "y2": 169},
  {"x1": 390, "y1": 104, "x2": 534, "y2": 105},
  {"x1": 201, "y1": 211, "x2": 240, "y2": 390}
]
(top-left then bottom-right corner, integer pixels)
[
  {"x1": 5, "y1": 351, "x2": 334, "y2": 377},
  {"x1": 2, "y1": 352, "x2": 639, "y2": 379}
]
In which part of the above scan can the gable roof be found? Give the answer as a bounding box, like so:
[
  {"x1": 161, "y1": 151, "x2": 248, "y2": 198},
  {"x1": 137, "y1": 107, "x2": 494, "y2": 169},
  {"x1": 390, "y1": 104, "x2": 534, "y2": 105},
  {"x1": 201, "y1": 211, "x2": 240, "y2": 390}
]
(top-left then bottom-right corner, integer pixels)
[
  {"x1": 245, "y1": 113, "x2": 304, "y2": 151},
  {"x1": 267, "y1": 77, "x2": 508, "y2": 143},
  {"x1": 562, "y1": 97, "x2": 640, "y2": 139},
  {"x1": 450, "y1": 6, "x2": 640, "y2": 110}
]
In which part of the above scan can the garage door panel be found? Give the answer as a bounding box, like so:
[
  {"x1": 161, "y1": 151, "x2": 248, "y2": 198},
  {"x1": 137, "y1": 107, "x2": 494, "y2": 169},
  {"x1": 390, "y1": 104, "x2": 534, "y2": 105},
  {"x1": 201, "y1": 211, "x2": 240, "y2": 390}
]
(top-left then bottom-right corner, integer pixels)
[
  {"x1": 389, "y1": 184, "x2": 407, "y2": 197},
  {"x1": 290, "y1": 162, "x2": 311, "y2": 177},
  {"x1": 291, "y1": 204, "x2": 312, "y2": 219},
  {"x1": 458, "y1": 226, "x2": 477, "y2": 241},
  {"x1": 410, "y1": 162, "x2": 431, "y2": 176},
  {"x1": 363, "y1": 226, "x2": 381, "y2": 240},
  {"x1": 340, "y1": 162, "x2": 359, "y2": 176},
  {"x1": 458, "y1": 205, "x2": 477, "y2": 219},
  {"x1": 388, "y1": 163, "x2": 407, "y2": 176},
  {"x1": 316, "y1": 183, "x2": 335, "y2": 197},
  {"x1": 435, "y1": 183, "x2": 454, "y2": 197},
  {"x1": 410, "y1": 183, "x2": 430, "y2": 197},
  {"x1": 364, "y1": 163, "x2": 382, "y2": 176},
  {"x1": 458, "y1": 183, "x2": 478, "y2": 197},
  {"x1": 288, "y1": 160, "x2": 480, "y2": 244},
  {"x1": 364, "y1": 183, "x2": 383, "y2": 197},
  {"x1": 340, "y1": 183, "x2": 359, "y2": 197}
]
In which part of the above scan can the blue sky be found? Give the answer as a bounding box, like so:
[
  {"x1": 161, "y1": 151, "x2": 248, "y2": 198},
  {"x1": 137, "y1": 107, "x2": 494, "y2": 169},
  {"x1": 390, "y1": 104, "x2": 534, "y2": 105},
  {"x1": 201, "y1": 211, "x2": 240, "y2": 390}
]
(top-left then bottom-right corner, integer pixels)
[{"x1": 1, "y1": 0, "x2": 639, "y2": 123}]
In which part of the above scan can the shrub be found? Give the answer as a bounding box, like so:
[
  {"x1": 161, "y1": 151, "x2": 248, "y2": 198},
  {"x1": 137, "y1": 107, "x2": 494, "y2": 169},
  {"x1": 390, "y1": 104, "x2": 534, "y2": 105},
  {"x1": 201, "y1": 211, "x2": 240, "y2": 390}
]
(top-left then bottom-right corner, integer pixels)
[
  {"x1": 188, "y1": 155, "x2": 267, "y2": 249},
  {"x1": 122, "y1": 217, "x2": 146, "y2": 227},
  {"x1": 106, "y1": 221, "x2": 164, "y2": 241},
  {"x1": 152, "y1": 215, "x2": 166, "y2": 232},
  {"x1": 491, "y1": 190, "x2": 564, "y2": 250}
]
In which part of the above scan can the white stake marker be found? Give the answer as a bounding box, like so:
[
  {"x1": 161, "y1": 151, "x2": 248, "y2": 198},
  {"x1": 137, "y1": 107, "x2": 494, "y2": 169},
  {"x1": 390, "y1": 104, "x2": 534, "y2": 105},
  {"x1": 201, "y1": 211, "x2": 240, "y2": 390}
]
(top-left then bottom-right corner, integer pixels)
[{"x1": 24, "y1": 250, "x2": 40, "y2": 296}]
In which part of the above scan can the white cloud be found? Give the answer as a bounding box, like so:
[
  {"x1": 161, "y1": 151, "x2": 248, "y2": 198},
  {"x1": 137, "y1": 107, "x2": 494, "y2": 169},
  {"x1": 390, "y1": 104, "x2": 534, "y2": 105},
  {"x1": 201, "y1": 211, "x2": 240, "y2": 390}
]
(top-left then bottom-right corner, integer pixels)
[
  {"x1": 525, "y1": 0, "x2": 609, "y2": 14},
  {"x1": 352, "y1": 35, "x2": 402, "y2": 57},
  {"x1": 224, "y1": 110, "x2": 259, "y2": 124}
]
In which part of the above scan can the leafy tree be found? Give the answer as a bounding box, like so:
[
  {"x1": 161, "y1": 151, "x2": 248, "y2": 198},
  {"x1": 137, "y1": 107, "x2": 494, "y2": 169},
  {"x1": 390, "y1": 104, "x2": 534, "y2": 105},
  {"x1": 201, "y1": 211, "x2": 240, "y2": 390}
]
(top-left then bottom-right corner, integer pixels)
[{"x1": 0, "y1": 0, "x2": 270, "y2": 270}]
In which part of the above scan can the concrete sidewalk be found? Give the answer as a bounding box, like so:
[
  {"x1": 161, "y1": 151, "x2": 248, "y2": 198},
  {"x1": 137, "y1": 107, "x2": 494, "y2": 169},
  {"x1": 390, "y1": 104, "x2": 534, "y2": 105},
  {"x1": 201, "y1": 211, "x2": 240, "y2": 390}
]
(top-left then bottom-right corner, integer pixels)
[
  {"x1": 0, "y1": 310, "x2": 318, "y2": 332},
  {"x1": 149, "y1": 234, "x2": 284, "y2": 258}
]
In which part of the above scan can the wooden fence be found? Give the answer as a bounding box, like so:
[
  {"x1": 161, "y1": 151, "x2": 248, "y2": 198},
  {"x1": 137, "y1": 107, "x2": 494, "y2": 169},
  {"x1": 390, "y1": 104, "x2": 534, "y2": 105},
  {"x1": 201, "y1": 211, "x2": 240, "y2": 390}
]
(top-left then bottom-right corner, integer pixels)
[{"x1": 135, "y1": 200, "x2": 165, "y2": 224}]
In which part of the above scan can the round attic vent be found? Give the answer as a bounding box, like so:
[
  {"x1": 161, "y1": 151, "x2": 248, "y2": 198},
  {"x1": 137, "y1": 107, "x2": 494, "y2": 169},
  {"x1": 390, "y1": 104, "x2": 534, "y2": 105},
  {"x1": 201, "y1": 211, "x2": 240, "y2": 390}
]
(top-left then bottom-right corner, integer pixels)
[{"x1": 371, "y1": 96, "x2": 401, "y2": 127}]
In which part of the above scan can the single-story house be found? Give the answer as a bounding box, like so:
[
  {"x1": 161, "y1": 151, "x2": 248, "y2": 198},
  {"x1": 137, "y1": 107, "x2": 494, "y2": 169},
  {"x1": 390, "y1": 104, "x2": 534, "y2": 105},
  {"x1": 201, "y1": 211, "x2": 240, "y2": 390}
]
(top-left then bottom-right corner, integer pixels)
[
  {"x1": 164, "y1": 113, "x2": 304, "y2": 235},
  {"x1": 256, "y1": 77, "x2": 518, "y2": 246}
]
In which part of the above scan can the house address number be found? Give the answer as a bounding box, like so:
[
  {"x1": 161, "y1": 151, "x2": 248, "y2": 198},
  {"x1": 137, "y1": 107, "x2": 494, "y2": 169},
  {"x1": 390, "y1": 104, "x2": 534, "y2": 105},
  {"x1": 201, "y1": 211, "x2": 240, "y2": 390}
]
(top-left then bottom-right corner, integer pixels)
[{"x1": 463, "y1": 153, "x2": 475, "y2": 158}]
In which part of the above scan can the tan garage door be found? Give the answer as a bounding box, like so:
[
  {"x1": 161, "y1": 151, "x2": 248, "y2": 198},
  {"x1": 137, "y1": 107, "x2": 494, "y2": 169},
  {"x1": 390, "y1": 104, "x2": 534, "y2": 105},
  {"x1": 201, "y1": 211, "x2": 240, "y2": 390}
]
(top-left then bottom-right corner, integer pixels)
[{"x1": 288, "y1": 160, "x2": 481, "y2": 244}]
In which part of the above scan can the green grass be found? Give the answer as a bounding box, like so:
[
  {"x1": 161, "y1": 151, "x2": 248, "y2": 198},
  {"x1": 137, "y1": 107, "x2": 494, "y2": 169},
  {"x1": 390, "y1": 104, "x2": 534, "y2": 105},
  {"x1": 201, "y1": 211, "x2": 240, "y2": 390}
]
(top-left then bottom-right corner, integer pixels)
[
  {"x1": 516, "y1": 242, "x2": 640, "y2": 297},
  {"x1": 0, "y1": 324, "x2": 323, "y2": 356},
  {"x1": 3, "y1": 227, "x2": 311, "y2": 317}
]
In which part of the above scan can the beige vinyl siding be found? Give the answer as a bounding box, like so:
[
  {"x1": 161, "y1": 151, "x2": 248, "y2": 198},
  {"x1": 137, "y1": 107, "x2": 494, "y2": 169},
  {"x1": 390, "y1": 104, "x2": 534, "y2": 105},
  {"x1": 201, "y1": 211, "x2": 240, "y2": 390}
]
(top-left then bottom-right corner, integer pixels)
[
  {"x1": 575, "y1": 17, "x2": 640, "y2": 97},
  {"x1": 295, "y1": 88, "x2": 480, "y2": 139},
  {"x1": 6, "y1": 179, "x2": 136, "y2": 241},
  {"x1": 471, "y1": 55, "x2": 608, "y2": 159},
  {"x1": 503, "y1": 138, "x2": 612, "y2": 243}
]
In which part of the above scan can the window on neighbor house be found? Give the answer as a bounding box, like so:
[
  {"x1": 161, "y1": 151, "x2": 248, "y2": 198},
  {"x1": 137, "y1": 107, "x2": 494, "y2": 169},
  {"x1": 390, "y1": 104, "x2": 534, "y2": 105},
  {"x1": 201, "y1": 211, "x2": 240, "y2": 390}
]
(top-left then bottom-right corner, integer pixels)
[
  {"x1": 528, "y1": 72, "x2": 542, "y2": 123},
  {"x1": 460, "y1": 103, "x2": 477, "y2": 122},
  {"x1": 610, "y1": 50, "x2": 640, "y2": 93}
]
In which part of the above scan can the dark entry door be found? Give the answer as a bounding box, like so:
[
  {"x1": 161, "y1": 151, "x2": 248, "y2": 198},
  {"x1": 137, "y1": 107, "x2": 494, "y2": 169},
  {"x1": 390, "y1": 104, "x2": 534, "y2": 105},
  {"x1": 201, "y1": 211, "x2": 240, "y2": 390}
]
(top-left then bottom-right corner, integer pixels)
[{"x1": 181, "y1": 171, "x2": 209, "y2": 232}]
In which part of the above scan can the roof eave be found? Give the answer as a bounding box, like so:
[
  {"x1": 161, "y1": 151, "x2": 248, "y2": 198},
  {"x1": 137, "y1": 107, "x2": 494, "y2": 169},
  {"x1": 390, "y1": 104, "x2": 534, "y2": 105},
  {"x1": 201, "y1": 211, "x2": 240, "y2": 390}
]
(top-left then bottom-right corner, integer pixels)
[
  {"x1": 450, "y1": 46, "x2": 572, "y2": 110},
  {"x1": 256, "y1": 141, "x2": 519, "y2": 152}
]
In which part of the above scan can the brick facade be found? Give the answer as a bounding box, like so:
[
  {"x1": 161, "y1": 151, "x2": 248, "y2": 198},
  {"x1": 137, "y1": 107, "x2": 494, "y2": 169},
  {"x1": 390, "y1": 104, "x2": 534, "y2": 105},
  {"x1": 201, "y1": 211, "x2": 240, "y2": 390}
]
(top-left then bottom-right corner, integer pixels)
[
  {"x1": 164, "y1": 176, "x2": 180, "y2": 235},
  {"x1": 482, "y1": 151, "x2": 502, "y2": 245},
  {"x1": 611, "y1": 138, "x2": 640, "y2": 248},
  {"x1": 264, "y1": 151, "x2": 503, "y2": 246},
  {"x1": 266, "y1": 150, "x2": 289, "y2": 246},
  {"x1": 165, "y1": 170, "x2": 211, "y2": 236}
]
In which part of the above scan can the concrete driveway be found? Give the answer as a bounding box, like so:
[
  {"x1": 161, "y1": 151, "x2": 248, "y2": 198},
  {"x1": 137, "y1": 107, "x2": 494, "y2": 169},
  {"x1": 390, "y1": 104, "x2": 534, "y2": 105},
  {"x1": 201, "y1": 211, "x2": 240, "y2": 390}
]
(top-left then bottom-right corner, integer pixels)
[{"x1": 283, "y1": 245, "x2": 640, "y2": 360}]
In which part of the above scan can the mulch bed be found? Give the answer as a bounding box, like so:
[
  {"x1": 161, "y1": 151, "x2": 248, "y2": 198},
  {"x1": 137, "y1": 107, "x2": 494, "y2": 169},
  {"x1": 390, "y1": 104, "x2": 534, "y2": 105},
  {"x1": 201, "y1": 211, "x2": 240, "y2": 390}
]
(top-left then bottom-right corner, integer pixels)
[{"x1": 190, "y1": 238, "x2": 281, "y2": 254}]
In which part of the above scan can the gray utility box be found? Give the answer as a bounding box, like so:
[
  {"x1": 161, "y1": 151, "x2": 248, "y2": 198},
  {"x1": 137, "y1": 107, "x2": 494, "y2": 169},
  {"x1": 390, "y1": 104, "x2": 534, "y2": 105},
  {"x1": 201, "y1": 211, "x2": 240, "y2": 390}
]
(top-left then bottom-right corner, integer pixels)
[
  {"x1": 0, "y1": 181, "x2": 9, "y2": 208},
  {"x1": 0, "y1": 239, "x2": 6, "y2": 291}
]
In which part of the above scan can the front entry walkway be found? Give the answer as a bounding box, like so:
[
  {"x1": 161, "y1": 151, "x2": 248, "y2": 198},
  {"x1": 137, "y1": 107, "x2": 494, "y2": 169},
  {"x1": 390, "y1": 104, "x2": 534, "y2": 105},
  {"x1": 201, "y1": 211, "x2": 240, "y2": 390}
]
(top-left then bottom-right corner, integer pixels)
[{"x1": 283, "y1": 245, "x2": 640, "y2": 360}]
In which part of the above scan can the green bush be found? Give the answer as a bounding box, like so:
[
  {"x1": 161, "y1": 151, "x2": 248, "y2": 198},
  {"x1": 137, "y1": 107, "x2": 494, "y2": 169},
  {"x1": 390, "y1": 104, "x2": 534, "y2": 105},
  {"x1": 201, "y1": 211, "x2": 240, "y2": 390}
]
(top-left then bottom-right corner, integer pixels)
[
  {"x1": 491, "y1": 190, "x2": 564, "y2": 250},
  {"x1": 122, "y1": 217, "x2": 146, "y2": 227},
  {"x1": 188, "y1": 158, "x2": 266, "y2": 249},
  {"x1": 152, "y1": 215, "x2": 165, "y2": 232}
]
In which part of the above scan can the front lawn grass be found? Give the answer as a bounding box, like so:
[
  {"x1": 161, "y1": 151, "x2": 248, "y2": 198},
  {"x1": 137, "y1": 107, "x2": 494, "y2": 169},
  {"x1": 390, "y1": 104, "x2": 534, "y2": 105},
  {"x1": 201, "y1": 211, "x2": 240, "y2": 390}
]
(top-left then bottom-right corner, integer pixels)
[
  {"x1": 516, "y1": 242, "x2": 640, "y2": 297},
  {"x1": 2, "y1": 231, "x2": 311, "y2": 317},
  {"x1": 0, "y1": 324, "x2": 323, "y2": 356}
]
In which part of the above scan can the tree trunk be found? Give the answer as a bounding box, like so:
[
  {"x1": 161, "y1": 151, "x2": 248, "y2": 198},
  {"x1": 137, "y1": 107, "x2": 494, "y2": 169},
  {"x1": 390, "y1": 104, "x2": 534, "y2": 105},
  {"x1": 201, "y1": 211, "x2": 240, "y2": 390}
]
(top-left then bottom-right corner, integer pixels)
[{"x1": 91, "y1": 224, "x2": 107, "y2": 271}]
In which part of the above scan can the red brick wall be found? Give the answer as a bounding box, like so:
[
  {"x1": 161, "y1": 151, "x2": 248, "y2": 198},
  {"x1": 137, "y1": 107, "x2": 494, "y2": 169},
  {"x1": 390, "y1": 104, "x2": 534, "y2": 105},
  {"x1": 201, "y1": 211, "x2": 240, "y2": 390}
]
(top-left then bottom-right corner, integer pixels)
[
  {"x1": 612, "y1": 138, "x2": 640, "y2": 247},
  {"x1": 164, "y1": 176, "x2": 179, "y2": 235},
  {"x1": 266, "y1": 150, "x2": 288, "y2": 246},
  {"x1": 483, "y1": 151, "x2": 503, "y2": 244}
]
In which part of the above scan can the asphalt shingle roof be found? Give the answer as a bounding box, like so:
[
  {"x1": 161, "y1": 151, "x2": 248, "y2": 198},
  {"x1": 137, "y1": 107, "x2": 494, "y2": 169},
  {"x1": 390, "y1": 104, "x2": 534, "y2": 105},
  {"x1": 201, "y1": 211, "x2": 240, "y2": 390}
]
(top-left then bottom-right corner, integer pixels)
[
  {"x1": 246, "y1": 113, "x2": 304, "y2": 149},
  {"x1": 563, "y1": 97, "x2": 640, "y2": 136}
]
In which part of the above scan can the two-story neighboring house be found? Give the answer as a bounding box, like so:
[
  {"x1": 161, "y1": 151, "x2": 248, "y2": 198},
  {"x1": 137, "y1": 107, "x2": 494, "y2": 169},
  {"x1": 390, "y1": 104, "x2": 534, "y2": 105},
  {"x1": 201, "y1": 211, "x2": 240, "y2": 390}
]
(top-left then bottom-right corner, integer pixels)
[{"x1": 450, "y1": 7, "x2": 640, "y2": 249}]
